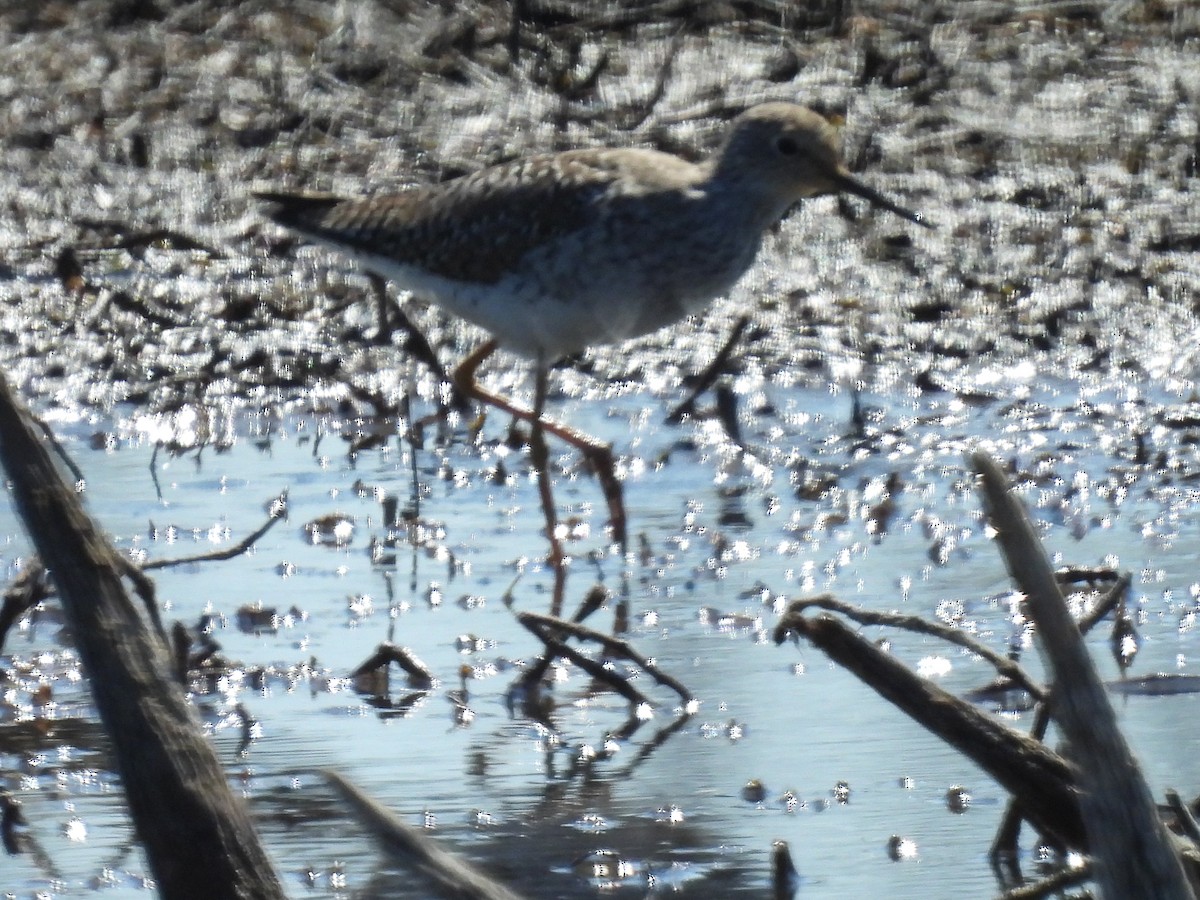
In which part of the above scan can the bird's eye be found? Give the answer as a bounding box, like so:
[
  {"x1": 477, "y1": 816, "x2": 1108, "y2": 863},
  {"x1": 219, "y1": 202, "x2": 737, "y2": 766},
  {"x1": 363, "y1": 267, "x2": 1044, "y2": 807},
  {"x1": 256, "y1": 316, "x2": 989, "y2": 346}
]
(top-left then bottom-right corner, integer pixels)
[{"x1": 776, "y1": 136, "x2": 800, "y2": 156}]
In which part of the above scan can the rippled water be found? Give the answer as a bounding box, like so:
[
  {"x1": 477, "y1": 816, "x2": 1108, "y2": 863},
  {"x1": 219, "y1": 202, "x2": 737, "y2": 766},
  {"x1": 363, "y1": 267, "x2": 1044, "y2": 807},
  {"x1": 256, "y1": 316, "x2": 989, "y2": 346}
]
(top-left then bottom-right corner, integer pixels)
[{"x1": 5, "y1": 360, "x2": 1200, "y2": 897}]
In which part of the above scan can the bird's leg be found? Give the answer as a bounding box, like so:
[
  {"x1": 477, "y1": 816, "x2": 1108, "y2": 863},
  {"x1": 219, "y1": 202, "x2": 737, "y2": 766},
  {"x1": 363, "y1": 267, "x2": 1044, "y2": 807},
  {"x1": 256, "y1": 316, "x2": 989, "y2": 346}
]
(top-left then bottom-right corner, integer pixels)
[
  {"x1": 451, "y1": 341, "x2": 627, "y2": 556},
  {"x1": 528, "y1": 361, "x2": 568, "y2": 615}
]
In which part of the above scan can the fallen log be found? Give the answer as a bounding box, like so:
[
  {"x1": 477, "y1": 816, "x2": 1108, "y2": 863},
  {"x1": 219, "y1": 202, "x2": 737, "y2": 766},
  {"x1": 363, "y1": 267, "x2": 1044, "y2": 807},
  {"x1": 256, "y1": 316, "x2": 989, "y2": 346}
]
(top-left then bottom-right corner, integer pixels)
[{"x1": 0, "y1": 373, "x2": 284, "y2": 900}]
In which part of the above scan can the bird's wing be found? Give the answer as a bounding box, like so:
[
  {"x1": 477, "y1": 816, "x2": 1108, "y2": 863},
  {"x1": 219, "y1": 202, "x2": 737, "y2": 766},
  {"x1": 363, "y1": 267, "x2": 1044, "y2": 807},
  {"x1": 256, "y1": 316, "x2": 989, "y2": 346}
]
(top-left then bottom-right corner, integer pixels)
[{"x1": 255, "y1": 151, "x2": 640, "y2": 284}]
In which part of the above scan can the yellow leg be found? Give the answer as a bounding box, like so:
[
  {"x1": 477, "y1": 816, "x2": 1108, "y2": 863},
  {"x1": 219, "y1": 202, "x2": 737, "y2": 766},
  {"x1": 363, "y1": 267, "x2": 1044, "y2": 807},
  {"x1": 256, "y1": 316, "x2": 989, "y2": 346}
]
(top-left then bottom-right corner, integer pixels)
[
  {"x1": 528, "y1": 364, "x2": 568, "y2": 614},
  {"x1": 451, "y1": 341, "x2": 628, "y2": 555}
]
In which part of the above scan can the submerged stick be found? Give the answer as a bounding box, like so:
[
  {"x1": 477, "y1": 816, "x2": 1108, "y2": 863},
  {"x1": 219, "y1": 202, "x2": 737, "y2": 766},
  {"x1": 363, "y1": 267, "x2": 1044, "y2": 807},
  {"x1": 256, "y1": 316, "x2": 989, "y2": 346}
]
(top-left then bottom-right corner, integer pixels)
[
  {"x1": 972, "y1": 450, "x2": 1196, "y2": 899},
  {"x1": 321, "y1": 769, "x2": 525, "y2": 900},
  {"x1": 0, "y1": 373, "x2": 284, "y2": 900}
]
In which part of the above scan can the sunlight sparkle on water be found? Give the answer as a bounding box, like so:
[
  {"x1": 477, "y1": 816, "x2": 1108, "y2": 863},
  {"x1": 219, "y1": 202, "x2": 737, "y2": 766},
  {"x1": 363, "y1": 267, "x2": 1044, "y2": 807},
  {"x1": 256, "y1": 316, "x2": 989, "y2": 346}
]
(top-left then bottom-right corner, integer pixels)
[
  {"x1": 63, "y1": 816, "x2": 87, "y2": 842},
  {"x1": 916, "y1": 656, "x2": 952, "y2": 678},
  {"x1": 887, "y1": 835, "x2": 919, "y2": 861}
]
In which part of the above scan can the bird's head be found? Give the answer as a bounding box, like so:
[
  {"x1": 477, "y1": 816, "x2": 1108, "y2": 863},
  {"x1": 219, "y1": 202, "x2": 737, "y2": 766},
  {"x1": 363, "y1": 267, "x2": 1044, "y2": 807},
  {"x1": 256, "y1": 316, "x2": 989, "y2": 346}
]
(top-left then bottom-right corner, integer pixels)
[{"x1": 715, "y1": 103, "x2": 932, "y2": 228}]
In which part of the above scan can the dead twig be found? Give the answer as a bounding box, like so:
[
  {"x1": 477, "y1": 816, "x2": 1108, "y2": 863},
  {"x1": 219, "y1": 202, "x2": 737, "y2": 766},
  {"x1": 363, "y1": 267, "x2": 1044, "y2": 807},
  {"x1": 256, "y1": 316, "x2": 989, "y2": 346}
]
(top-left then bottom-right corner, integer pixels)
[
  {"x1": 141, "y1": 496, "x2": 288, "y2": 570},
  {"x1": 1076, "y1": 569, "x2": 1130, "y2": 633},
  {"x1": 350, "y1": 642, "x2": 435, "y2": 691},
  {"x1": 31, "y1": 414, "x2": 87, "y2": 485},
  {"x1": 1167, "y1": 790, "x2": 1200, "y2": 846},
  {"x1": 781, "y1": 592, "x2": 1045, "y2": 701},
  {"x1": 369, "y1": 273, "x2": 469, "y2": 411},
  {"x1": 774, "y1": 608, "x2": 1086, "y2": 848},
  {"x1": 0, "y1": 561, "x2": 50, "y2": 655},
  {"x1": 997, "y1": 863, "x2": 1092, "y2": 900},
  {"x1": 665, "y1": 314, "x2": 749, "y2": 425},
  {"x1": 518, "y1": 610, "x2": 693, "y2": 705},
  {"x1": 520, "y1": 614, "x2": 651, "y2": 709},
  {"x1": 0, "y1": 371, "x2": 284, "y2": 899},
  {"x1": 772, "y1": 839, "x2": 800, "y2": 900},
  {"x1": 118, "y1": 556, "x2": 168, "y2": 645},
  {"x1": 614, "y1": 26, "x2": 684, "y2": 130}
]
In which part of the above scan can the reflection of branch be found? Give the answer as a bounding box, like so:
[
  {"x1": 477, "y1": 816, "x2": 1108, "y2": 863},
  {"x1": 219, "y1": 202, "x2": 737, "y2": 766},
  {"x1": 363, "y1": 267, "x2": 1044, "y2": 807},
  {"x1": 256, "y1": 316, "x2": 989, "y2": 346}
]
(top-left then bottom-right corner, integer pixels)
[
  {"x1": 991, "y1": 703, "x2": 1052, "y2": 864},
  {"x1": 781, "y1": 593, "x2": 1045, "y2": 702},
  {"x1": 149, "y1": 443, "x2": 164, "y2": 501},
  {"x1": 612, "y1": 709, "x2": 693, "y2": 776},
  {"x1": 1, "y1": 788, "x2": 62, "y2": 879}
]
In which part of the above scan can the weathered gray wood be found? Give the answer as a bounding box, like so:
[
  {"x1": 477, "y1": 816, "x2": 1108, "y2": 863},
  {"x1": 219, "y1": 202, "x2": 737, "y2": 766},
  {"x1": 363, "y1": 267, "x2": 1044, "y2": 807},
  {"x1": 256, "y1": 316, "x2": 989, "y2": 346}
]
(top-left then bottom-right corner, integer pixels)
[
  {"x1": 973, "y1": 450, "x2": 1196, "y2": 900},
  {"x1": 0, "y1": 373, "x2": 284, "y2": 900},
  {"x1": 321, "y1": 769, "x2": 525, "y2": 900},
  {"x1": 775, "y1": 608, "x2": 1087, "y2": 848}
]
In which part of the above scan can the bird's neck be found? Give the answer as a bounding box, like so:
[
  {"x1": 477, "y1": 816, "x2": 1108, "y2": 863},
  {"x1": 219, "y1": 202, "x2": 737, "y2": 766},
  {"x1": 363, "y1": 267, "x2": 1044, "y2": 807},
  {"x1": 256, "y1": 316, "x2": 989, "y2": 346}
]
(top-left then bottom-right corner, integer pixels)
[{"x1": 699, "y1": 161, "x2": 794, "y2": 233}]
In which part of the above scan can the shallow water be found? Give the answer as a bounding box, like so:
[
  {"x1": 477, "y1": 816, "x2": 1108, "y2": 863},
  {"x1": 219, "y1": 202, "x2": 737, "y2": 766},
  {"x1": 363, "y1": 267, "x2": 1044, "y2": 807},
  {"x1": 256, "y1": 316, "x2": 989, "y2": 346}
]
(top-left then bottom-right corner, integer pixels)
[{"x1": 5, "y1": 367, "x2": 1200, "y2": 898}]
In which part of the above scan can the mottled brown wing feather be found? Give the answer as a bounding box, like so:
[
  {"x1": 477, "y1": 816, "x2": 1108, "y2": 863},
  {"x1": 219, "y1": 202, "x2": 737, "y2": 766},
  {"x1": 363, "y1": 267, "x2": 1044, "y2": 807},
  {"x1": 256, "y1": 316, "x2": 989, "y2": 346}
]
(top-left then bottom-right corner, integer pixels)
[{"x1": 256, "y1": 153, "x2": 620, "y2": 284}]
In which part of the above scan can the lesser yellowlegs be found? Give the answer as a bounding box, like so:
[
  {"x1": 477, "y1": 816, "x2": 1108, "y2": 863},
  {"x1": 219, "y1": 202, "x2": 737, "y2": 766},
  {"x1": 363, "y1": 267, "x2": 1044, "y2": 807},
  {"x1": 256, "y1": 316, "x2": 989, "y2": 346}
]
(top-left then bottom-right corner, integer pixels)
[{"x1": 257, "y1": 102, "x2": 930, "y2": 595}]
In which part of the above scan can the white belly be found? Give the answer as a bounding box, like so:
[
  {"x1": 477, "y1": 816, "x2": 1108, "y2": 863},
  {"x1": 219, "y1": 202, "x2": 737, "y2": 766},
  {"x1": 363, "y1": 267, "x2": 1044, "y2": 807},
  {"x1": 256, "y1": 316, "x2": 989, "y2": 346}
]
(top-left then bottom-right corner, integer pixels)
[{"x1": 346, "y1": 212, "x2": 762, "y2": 360}]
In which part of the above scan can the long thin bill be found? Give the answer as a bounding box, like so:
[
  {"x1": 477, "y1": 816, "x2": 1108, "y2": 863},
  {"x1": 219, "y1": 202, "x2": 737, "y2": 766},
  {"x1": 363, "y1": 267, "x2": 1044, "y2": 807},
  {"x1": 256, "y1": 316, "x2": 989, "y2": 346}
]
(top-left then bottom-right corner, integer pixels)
[{"x1": 832, "y1": 170, "x2": 934, "y2": 229}]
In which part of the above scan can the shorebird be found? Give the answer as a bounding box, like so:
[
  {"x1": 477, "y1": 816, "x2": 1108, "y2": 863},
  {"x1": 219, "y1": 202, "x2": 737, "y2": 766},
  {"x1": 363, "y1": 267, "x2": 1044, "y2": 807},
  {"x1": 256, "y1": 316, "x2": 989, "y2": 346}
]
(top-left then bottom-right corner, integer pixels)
[{"x1": 256, "y1": 102, "x2": 929, "y2": 594}]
